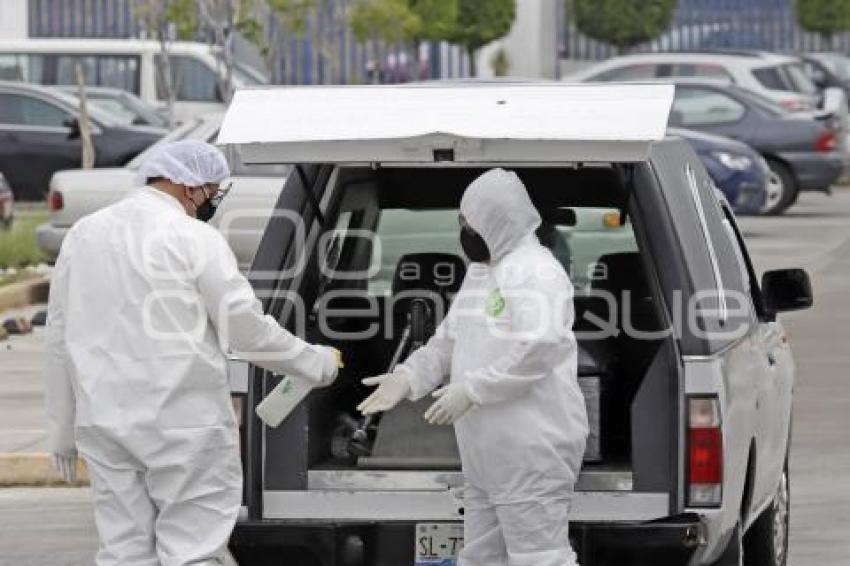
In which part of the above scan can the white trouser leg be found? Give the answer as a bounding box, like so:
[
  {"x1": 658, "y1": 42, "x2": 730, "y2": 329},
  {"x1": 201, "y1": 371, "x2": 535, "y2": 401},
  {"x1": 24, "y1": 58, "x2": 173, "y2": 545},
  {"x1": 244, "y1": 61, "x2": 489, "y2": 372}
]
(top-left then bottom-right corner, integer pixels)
[
  {"x1": 82, "y1": 438, "x2": 159, "y2": 566},
  {"x1": 144, "y1": 426, "x2": 243, "y2": 566},
  {"x1": 494, "y1": 497, "x2": 578, "y2": 566},
  {"x1": 457, "y1": 484, "x2": 509, "y2": 566}
]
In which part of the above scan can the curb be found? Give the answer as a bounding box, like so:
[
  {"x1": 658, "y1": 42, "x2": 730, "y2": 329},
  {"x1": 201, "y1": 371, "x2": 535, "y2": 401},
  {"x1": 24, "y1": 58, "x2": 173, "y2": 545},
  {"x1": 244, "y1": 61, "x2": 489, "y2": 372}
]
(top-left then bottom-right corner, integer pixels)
[
  {"x1": 0, "y1": 453, "x2": 89, "y2": 487},
  {"x1": 0, "y1": 276, "x2": 49, "y2": 315}
]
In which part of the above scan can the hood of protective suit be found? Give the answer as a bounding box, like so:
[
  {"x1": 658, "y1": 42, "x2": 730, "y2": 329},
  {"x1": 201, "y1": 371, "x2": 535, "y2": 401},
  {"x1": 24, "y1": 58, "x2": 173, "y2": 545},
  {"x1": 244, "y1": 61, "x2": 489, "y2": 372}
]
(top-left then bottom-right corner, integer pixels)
[
  {"x1": 133, "y1": 139, "x2": 230, "y2": 187},
  {"x1": 460, "y1": 168, "x2": 541, "y2": 262}
]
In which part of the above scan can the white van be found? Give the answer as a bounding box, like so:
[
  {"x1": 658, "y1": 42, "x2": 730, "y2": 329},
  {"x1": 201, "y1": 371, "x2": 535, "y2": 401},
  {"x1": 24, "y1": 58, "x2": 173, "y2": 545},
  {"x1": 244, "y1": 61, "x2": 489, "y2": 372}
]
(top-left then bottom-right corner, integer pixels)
[{"x1": 0, "y1": 38, "x2": 267, "y2": 121}]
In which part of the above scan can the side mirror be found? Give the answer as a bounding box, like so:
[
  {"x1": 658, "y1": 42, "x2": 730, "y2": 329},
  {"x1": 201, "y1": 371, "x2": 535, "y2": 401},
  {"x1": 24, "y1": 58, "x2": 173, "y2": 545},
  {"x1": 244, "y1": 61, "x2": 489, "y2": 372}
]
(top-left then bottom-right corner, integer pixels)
[
  {"x1": 63, "y1": 117, "x2": 81, "y2": 140},
  {"x1": 762, "y1": 268, "x2": 813, "y2": 314}
]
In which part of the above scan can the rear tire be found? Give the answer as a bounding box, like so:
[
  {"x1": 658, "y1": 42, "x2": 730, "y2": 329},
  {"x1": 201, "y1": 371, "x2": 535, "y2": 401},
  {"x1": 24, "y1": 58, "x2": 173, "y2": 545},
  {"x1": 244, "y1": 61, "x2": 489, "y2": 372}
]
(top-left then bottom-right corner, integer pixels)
[
  {"x1": 744, "y1": 467, "x2": 790, "y2": 566},
  {"x1": 762, "y1": 160, "x2": 798, "y2": 216}
]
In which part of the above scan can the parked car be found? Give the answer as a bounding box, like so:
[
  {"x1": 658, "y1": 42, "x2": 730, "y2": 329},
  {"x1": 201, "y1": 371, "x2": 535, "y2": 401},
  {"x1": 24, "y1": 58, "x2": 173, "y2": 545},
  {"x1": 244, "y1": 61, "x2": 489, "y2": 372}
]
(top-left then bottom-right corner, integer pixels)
[
  {"x1": 219, "y1": 83, "x2": 811, "y2": 565},
  {"x1": 0, "y1": 38, "x2": 268, "y2": 121},
  {"x1": 0, "y1": 173, "x2": 13, "y2": 228},
  {"x1": 663, "y1": 79, "x2": 844, "y2": 214},
  {"x1": 800, "y1": 52, "x2": 850, "y2": 97},
  {"x1": 670, "y1": 127, "x2": 772, "y2": 215},
  {"x1": 0, "y1": 80, "x2": 165, "y2": 200},
  {"x1": 566, "y1": 50, "x2": 819, "y2": 111},
  {"x1": 54, "y1": 85, "x2": 169, "y2": 128},
  {"x1": 37, "y1": 113, "x2": 285, "y2": 270}
]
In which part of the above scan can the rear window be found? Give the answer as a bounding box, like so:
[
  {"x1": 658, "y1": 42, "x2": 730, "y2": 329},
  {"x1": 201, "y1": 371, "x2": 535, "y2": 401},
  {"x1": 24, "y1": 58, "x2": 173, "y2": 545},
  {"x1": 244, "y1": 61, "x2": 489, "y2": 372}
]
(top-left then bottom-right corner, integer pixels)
[
  {"x1": 751, "y1": 66, "x2": 791, "y2": 91},
  {"x1": 671, "y1": 87, "x2": 746, "y2": 126},
  {"x1": 782, "y1": 63, "x2": 818, "y2": 95}
]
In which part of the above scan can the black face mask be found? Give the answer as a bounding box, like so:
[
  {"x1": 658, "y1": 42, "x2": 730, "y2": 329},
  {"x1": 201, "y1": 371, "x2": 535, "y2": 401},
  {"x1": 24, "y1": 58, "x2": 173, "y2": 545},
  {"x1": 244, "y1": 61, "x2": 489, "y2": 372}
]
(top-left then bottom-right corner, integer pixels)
[
  {"x1": 189, "y1": 186, "x2": 217, "y2": 222},
  {"x1": 460, "y1": 226, "x2": 490, "y2": 263},
  {"x1": 195, "y1": 199, "x2": 217, "y2": 223}
]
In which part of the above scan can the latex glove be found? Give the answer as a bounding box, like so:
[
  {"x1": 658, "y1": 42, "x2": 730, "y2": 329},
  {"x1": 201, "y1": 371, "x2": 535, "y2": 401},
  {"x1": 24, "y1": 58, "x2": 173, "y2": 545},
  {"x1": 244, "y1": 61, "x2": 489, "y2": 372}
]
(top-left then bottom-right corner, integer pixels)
[
  {"x1": 357, "y1": 372, "x2": 412, "y2": 415},
  {"x1": 424, "y1": 383, "x2": 475, "y2": 425},
  {"x1": 52, "y1": 452, "x2": 78, "y2": 484},
  {"x1": 316, "y1": 346, "x2": 343, "y2": 387}
]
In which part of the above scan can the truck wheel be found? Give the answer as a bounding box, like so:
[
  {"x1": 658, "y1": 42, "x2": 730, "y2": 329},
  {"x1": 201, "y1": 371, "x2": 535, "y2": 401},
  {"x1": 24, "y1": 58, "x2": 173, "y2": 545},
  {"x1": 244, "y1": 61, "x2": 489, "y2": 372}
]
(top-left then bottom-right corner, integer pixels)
[
  {"x1": 762, "y1": 160, "x2": 797, "y2": 216},
  {"x1": 744, "y1": 468, "x2": 790, "y2": 566}
]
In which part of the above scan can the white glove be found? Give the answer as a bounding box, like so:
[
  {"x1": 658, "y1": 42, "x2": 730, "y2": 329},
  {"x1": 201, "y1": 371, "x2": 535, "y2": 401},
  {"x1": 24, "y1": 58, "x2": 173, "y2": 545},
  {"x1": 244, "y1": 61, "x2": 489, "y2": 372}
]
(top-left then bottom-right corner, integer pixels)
[
  {"x1": 315, "y1": 346, "x2": 342, "y2": 387},
  {"x1": 52, "y1": 452, "x2": 78, "y2": 484},
  {"x1": 424, "y1": 383, "x2": 475, "y2": 425},
  {"x1": 357, "y1": 372, "x2": 412, "y2": 415}
]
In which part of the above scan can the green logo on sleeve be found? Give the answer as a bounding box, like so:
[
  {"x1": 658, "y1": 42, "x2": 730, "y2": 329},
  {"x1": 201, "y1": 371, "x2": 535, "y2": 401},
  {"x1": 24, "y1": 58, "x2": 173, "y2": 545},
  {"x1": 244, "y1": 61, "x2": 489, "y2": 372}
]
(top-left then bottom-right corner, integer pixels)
[{"x1": 485, "y1": 289, "x2": 506, "y2": 318}]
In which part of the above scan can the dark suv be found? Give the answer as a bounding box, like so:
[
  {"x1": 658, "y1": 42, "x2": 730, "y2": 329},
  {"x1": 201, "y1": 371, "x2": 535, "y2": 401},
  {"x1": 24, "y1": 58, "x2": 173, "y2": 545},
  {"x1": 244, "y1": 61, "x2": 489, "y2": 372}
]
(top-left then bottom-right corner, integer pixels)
[{"x1": 0, "y1": 80, "x2": 165, "y2": 200}]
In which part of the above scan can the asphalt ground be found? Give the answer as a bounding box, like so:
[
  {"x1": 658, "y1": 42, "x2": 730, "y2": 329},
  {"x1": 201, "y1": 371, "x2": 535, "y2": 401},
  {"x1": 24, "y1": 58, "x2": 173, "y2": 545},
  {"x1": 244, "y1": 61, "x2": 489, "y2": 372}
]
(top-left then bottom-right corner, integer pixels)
[{"x1": 0, "y1": 189, "x2": 848, "y2": 565}]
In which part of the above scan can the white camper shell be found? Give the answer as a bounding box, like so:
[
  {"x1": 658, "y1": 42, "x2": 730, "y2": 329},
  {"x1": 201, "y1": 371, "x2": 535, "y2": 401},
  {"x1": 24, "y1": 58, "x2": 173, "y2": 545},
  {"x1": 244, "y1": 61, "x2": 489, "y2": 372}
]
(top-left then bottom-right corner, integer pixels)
[{"x1": 219, "y1": 83, "x2": 806, "y2": 566}]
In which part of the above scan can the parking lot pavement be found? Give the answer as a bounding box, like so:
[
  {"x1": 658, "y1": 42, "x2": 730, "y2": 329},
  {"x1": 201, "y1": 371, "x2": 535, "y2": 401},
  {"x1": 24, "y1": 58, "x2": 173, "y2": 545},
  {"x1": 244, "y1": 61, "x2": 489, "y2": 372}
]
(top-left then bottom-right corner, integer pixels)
[
  {"x1": 0, "y1": 487, "x2": 96, "y2": 566},
  {"x1": 738, "y1": 189, "x2": 850, "y2": 566},
  {"x1": 1, "y1": 189, "x2": 849, "y2": 564}
]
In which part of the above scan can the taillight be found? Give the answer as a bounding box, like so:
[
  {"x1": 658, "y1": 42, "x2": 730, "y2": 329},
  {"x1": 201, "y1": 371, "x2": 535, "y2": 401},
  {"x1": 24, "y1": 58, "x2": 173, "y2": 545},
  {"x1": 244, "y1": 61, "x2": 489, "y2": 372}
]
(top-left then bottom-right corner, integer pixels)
[
  {"x1": 815, "y1": 130, "x2": 837, "y2": 153},
  {"x1": 779, "y1": 99, "x2": 810, "y2": 112},
  {"x1": 48, "y1": 190, "x2": 64, "y2": 211},
  {"x1": 688, "y1": 396, "x2": 723, "y2": 507}
]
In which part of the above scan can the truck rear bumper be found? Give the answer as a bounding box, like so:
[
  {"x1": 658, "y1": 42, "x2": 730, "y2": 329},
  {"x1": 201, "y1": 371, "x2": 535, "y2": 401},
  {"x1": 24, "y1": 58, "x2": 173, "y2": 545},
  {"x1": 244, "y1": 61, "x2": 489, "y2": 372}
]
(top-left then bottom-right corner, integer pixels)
[{"x1": 230, "y1": 514, "x2": 705, "y2": 566}]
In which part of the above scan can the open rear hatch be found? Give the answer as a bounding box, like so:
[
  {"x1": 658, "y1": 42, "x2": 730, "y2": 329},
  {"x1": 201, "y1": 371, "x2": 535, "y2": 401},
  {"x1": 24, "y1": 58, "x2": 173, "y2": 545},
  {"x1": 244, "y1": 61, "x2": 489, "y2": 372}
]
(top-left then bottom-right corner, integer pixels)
[{"x1": 219, "y1": 83, "x2": 679, "y2": 526}]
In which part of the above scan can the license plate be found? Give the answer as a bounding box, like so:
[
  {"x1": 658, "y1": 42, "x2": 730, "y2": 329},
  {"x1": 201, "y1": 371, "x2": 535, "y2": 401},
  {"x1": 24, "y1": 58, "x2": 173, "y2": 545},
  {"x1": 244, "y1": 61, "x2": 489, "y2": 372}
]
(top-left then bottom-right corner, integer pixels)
[{"x1": 415, "y1": 522, "x2": 464, "y2": 566}]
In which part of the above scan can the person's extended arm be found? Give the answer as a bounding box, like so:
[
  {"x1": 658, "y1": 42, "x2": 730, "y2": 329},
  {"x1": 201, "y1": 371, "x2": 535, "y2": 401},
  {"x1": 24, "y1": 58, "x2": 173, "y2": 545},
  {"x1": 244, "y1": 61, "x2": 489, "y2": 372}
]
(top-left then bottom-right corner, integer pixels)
[
  {"x1": 196, "y1": 230, "x2": 336, "y2": 385},
  {"x1": 44, "y1": 242, "x2": 78, "y2": 482}
]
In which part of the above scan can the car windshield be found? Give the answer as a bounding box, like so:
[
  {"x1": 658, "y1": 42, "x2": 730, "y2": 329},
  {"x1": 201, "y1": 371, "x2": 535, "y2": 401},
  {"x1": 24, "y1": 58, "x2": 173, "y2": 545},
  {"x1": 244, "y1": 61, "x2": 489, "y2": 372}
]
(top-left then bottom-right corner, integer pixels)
[{"x1": 51, "y1": 89, "x2": 124, "y2": 126}]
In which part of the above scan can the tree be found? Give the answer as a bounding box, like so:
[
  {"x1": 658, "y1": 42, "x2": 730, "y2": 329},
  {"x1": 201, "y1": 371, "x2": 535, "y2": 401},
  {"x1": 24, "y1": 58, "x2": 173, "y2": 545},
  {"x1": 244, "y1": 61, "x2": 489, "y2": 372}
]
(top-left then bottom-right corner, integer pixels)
[
  {"x1": 450, "y1": 0, "x2": 516, "y2": 77},
  {"x1": 569, "y1": 0, "x2": 677, "y2": 52},
  {"x1": 349, "y1": 0, "x2": 421, "y2": 44},
  {"x1": 197, "y1": 0, "x2": 261, "y2": 102},
  {"x1": 407, "y1": 0, "x2": 457, "y2": 43},
  {"x1": 135, "y1": 0, "x2": 198, "y2": 127},
  {"x1": 349, "y1": 0, "x2": 421, "y2": 83},
  {"x1": 796, "y1": 0, "x2": 850, "y2": 49}
]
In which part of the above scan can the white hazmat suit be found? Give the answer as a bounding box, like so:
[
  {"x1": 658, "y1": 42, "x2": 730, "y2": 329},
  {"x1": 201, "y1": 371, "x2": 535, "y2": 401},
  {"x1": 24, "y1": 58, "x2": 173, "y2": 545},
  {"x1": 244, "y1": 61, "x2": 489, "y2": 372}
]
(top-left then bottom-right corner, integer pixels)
[
  {"x1": 397, "y1": 169, "x2": 589, "y2": 566},
  {"x1": 44, "y1": 141, "x2": 337, "y2": 565}
]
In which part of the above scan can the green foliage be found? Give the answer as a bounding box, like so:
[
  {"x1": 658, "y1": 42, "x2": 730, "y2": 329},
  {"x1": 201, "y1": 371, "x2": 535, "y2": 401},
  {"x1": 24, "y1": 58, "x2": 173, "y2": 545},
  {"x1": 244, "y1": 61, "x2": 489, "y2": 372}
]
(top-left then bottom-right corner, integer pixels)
[
  {"x1": 0, "y1": 207, "x2": 48, "y2": 270},
  {"x1": 267, "y1": 0, "x2": 318, "y2": 35},
  {"x1": 349, "y1": 0, "x2": 421, "y2": 43},
  {"x1": 135, "y1": 0, "x2": 199, "y2": 40},
  {"x1": 406, "y1": 0, "x2": 458, "y2": 42},
  {"x1": 795, "y1": 0, "x2": 850, "y2": 38},
  {"x1": 449, "y1": 0, "x2": 515, "y2": 75},
  {"x1": 569, "y1": 0, "x2": 677, "y2": 48}
]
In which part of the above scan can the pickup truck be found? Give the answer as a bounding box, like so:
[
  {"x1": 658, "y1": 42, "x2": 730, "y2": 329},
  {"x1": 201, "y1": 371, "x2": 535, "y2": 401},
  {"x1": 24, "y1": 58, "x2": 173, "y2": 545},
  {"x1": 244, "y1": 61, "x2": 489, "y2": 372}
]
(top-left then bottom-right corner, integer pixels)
[
  {"x1": 219, "y1": 83, "x2": 812, "y2": 566},
  {"x1": 36, "y1": 113, "x2": 286, "y2": 270}
]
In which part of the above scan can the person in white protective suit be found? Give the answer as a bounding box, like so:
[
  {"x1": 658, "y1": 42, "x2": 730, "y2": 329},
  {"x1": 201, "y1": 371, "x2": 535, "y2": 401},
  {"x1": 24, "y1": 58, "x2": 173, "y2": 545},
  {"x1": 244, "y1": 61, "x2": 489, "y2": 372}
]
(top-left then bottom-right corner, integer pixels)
[
  {"x1": 44, "y1": 140, "x2": 340, "y2": 565},
  {"x1": 358, "y1": 168, "x2": 589, "y2": 566}
]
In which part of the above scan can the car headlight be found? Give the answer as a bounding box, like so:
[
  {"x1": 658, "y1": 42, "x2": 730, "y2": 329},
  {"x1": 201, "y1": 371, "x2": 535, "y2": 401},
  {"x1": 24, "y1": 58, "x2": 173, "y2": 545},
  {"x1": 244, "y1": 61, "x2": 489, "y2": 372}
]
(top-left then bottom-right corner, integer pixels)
[{"x1": 712, "y1": 151, "x2": 754, "y2": 171}]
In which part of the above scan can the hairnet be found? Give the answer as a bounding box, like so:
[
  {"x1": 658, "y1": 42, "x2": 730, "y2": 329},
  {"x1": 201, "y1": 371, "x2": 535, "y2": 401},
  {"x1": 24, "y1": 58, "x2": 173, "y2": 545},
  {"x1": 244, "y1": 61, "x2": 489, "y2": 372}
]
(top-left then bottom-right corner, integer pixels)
[
  {"x1": 134, "y1": 140, "x2": 230, "y2": 187},
  {"x1": 460, "y1": 168, "x2": 541, "y2": 261}
]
